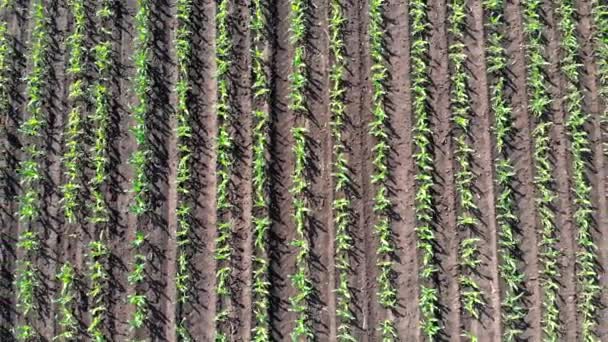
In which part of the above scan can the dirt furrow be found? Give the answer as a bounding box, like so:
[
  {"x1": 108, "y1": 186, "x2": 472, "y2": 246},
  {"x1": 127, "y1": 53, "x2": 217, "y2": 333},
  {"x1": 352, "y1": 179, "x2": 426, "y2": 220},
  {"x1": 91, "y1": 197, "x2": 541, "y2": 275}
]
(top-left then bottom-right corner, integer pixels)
[
  {"x1": 504, "y1": 0, "x2": 543, "y2": 339},
  {"x1": 577, "y1": 0, "x2": 608, "y2": 338},
  {"x1": 545, "y1": 0, "x2": 579, "y2": 338},
  {"x1": 0, "y1": 2, "x2": 28, "y2": 338},
  {"x1": 383, "y1": 0, "x2": 421, "y2": 339},
  {"x1": 267, "y1": 0, "x2": 297, "y2": 338},
  {"x1": 229, "y1": 0, "x2": 254, "y2": 338},
  {"x1": 177, "y1": 0, "x2": 217, "y2": 339},
  {"x1": 466, "y1": 0, "x2": 502, "y2": 338},
  {"x1": 351, "y1": 0, "x2": 376, "y2": 338},
  {"x1": 106, "y1": 0, "x2": 135, "y2": 339},
  {"x1": 428, "y1": 0, "x2": 461, "y2": 338},
  {"x1": 304, "y1": 0, "x2": 334, "y2": 339}
]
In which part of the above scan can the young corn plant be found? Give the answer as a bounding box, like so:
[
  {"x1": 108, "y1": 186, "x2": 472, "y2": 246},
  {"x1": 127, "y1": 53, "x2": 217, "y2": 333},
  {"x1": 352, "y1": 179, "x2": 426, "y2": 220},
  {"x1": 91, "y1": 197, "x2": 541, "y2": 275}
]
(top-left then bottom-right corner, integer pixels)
[
  {"x1": 329, "y1": 0, "x2": 355, "y2": 341},
  {"x1": 593, "y1": 1, "x2": 608, "y2": 156},
  {"x1": 410, "y1": 0, "x2": 441, "y2": 339},
  {"x1": 369, "y1": 0, "x2": 396, "y2": 339},
  {"x1": 287, "y1": 0, "x2": 313, "y2": 339},
  {"x1": 54, "y1": 263, "x2": 78, "y2": 340},
  {"x1": 15, "y1": 0, "x2": 49, "y2": 338},
  {"x1": 61, "y1": 0, "x2": 87, "y2": 224},
  {"x1": 522, "y1": 0, "x2": 560, "y2": 339},
  {"x1": 87, "y1": 0, "x2": 113, "y2": 339},
  {"x1": 128, "y1": 0, "x2": 152, "y2": 332},
  {"x1": 87, "y1": 241, "x2": 109, "y2": 341},
  {"x1": 448, "y1": 0, "x2": 484, "y2": 337},
  {"x1": 214, "y1": 0, "x2": 234, "y2": 339},
  {"x1": 174, "y1": 0, "x2": 193, "y2": 340},
  {"x1": 483, "y1": 0, "x2": 527, "y2": 339},
  {"x1": 556, "y1": 1, "x2": 600, "y2": 340},
  {"x1": 250, "y1": 0, "x2": 272, "y2": 340}
]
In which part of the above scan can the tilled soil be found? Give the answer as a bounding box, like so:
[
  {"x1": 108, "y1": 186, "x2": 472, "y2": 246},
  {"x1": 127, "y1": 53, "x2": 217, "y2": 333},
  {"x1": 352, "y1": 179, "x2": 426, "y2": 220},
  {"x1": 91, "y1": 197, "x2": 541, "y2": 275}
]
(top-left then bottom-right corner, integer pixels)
[{"x1": 1, "y1": 0, "x2": 608, "y2": 341}]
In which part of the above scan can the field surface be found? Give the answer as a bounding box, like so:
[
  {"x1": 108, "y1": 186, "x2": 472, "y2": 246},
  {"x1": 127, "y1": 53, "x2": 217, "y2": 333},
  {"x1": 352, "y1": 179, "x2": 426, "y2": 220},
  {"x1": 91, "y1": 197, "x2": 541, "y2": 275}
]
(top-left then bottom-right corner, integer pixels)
[{"x1": 1, "y1": 0, "x2": 608, "y2": 341}]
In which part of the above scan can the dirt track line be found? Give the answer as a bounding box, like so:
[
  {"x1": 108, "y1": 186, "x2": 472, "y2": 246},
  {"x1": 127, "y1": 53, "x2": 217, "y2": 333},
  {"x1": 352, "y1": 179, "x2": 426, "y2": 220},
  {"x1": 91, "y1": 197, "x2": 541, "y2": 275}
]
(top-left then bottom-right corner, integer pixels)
[
  {"x1": 577, "y1": 0, "x2": 608, "y2": 338},
  {"x1": 353, "y1": 0, "x2": 376, "y2": 338},
  {"x1": 384, "y1": 0, "x2": 420, "y2": 339},
  {"x1": 268, "y1": 0, "x2": 297, "y2": 337},
  {"x1": 505, "y1": 0, "x2": 543, "y2": 339},
  {"x1": 303, "y1": 0, "x2": 334, "y2": 338},
  {"x1": 545, "y1": 0, "x2": 579, "y2": 338},
  {"x1": 0, "y1": 2, "x2": 26, "y2": 337},
  {"x1": 428, "y1": 0, "x2": 461, "y2": 338},
  {"x1": 230, "y1": 0, "x2": 254, "y2": 337},
  {"x1": 467, "y1": 0, "x2": 502, "y2": 338},
  {"x1": 106, "y1": 0, "x2": 134, "y2": 339},
  {"x1": 162, "y1": 0, "x2": 179, "y2": 338}
]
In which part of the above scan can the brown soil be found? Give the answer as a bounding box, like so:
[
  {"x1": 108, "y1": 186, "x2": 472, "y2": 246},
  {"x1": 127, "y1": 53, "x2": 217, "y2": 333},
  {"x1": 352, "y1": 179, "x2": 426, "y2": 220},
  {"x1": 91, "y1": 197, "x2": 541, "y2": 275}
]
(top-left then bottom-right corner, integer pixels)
[{"x1": 2, "y1": 0, "x2": 608, "y2": 341}]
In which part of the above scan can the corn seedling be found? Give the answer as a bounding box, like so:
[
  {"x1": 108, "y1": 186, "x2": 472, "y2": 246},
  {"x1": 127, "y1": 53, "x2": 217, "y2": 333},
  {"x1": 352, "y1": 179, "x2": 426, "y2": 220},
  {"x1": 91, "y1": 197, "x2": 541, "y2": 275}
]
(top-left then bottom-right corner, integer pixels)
[
  {"x1": 410, "y1": 0, "x2": 441, "y2": 338},
  {"x1": 214, "y1": 0, "x2": 234, "y2": 339},
  {"x1": 87, "y1": 241, "x2": 109, "y2": 341},
  {"x1": 483, "y1": 0, "x2": 527, "y2": 339},
  {"x1": 329, "y1": 0, "x2": 355, "y2": 340},
  {"x1": 174, "y1": 0, "x2": 193, "y2": 339},
  {"x1": 61, "y1": 0, "x2": 87, "y2": 224},
  {"x1": 522, "y1": 0, "x2": 560, "y2": 339},
  {"x1": 15, "y1": 0, "x2": 49, "y2": 337},
  {"x1": 556, "y1": 0, "x2": 600, "y2": 340},
  {"x1": 250, "y1": 0, "x2": 272, "y2": 340},
  {"x1": 54, "y1": 263, "x2": 78, "y2": 340},
  {"x1": 368, "y1": 0, "x2": 396, "y2": 339},
  {"x1": 128, "y1": 0, "x2": 152, "y2": 332}
]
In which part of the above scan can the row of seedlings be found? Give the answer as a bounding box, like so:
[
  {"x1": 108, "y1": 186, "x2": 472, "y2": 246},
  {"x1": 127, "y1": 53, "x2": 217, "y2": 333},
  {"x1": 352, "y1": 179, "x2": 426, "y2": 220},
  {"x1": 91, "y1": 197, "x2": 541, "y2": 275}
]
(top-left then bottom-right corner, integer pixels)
[
  {"x1": 250, "y1": 0, "x2": 272, "y2": 339},
  {"x1": 328, "y1": 0, "x2": 355, "y2": 340},
  {"x1": 174, "y1": 0, "x2": 194, "y2": 339},
  {"x1": 522, "y1": 0, "x2": 561, "y2": 339},
  {"x1": 214, "y1": 0, "x2": 234, "y2": 339},
  {"x1": 0, "y1": 1, "x2": 11, "y2": 181},
  {"x1": 14, "y1": 0, "x2": 49, "y2": 339},
  {"x1": 128, "y1": 0, "x2": 152, "y2": 333},
  {"x1": 448, "y1": 0, "x2": 484, "y2": 337},
  {"x1": 555, "y1": 0, "x2": 601, "y2": 339},
  {"x1": 288, "y1": 0, "x2": 312, "y2": 338},
  {"x1": 87, "y1": 0, "x2": 114, "y2": 339},
  {"x1": 483, "y1": 0, "x2": 527, "y2": 339},
  {"x1": 410, "y1": 0, "x2": 441, "y2": 338},
  {"x1": 55, "y1": 0, "x2": 89, "y2": 337},
  {"x1": 368, "y1": 0, "x2": 397, "y2": 339},
  {"x1": 592, "y1": 0, "x2": 608, "y2": 152}
]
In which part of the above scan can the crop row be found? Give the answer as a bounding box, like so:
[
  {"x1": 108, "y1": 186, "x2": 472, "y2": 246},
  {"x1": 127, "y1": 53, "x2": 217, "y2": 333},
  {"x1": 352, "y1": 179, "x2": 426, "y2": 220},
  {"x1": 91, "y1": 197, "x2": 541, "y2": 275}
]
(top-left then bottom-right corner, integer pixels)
[
  {"x1": 448, "y1": 0, "x2": 484, "y2": 337},
  {"x1": 15, "y1": 0, "x2": 48, "y2": 339},
  {"x1": 593, "y1": 0, "x2": 608, "y2": 156},
  {"x1": 250, "y1": 0, "x2": 272, "y2": 340},
  {"x1": 522, "y1": 0, "x2": 561, "y2": 339},
  {"x1": 88, "y1": 0, "x2": 113, "y2": 338},
  {"x1": 174, "y1": 0, "x2": 194, "y2": 340},
  {"x1": 127, "y1": 0, "x2": 152, "y2": 332},
  {"x1": 483, "y1": 0, "x2": 528, "y2": 340},
  {"x1": 368, "y1": 0, "x2": 397, "y2": 339},
  {"x1": 287, "y1": 0, "x2": 313, "y2": 338},
  {"x1": 556, "y1": 0, "x2": 600, "y2": 339},
  {"x1": 328, "y1": 0, "x2": 355, "y2": 340},
  {"x1": 55, "y1": 0, "x2": 88, "y2": 336},
  {"x1": 214, "y1": 0, "x2": 233, "y2": 339},
  {"x1": 409, "y1": 0, "x2": 441, "y2": 339}
]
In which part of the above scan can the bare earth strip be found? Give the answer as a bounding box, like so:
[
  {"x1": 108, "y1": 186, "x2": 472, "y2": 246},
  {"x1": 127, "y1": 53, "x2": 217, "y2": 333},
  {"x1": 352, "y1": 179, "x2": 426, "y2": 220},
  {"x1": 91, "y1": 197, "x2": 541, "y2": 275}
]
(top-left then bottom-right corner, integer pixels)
[{"x1": 504, "y1": 0, "x2": 543, "y2": 339}]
